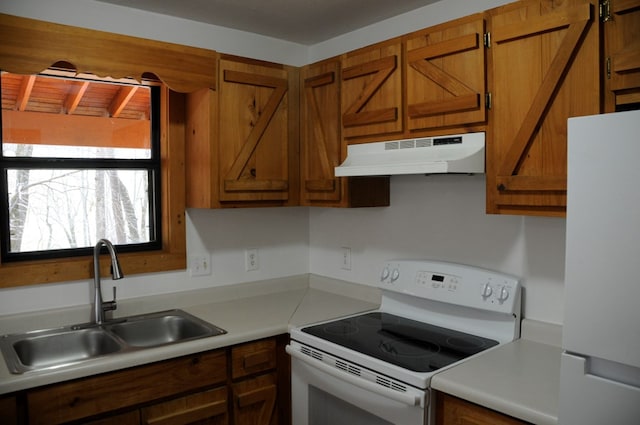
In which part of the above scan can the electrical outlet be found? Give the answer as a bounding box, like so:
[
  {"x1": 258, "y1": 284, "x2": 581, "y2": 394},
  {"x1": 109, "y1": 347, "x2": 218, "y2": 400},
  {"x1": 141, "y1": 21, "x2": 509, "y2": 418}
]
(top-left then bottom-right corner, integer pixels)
[
  {"x1": 245, "y1": 248, "x2": 259, "y2": 271},
  {"x1": 189, "y1": 255, "x2": 211, "y2": 277},
  {"x1": 341, "y1": 247, "x2": 351, "y2": 270}
]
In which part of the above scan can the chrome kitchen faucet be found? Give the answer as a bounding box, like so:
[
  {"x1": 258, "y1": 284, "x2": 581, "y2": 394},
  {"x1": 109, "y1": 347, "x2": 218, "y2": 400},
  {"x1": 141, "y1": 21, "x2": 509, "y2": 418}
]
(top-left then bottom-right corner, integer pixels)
[{"x1": 93, "y1": 239, "x2": 123, "y2": 324}]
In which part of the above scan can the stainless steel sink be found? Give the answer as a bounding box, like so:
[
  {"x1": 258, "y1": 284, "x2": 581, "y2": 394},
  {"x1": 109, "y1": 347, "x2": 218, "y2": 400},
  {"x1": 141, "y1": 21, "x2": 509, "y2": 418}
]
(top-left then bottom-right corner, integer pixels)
[
  {"x1": 105, "y1": 310, "x2": 226, "y2": 348},
  {"x1": 0, "y1": 309, "x2": 226, "y2": 374}
]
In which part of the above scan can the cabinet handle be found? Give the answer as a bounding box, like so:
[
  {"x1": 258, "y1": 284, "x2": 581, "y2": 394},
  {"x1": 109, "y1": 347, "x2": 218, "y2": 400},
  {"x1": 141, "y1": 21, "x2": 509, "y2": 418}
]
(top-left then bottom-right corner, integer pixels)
[
  {"x1": 145, "y1": 399, "x2": 227, "y2": 425},
  {"x1": 243, "y1": 349, "x2": 272, "y2": 370}
]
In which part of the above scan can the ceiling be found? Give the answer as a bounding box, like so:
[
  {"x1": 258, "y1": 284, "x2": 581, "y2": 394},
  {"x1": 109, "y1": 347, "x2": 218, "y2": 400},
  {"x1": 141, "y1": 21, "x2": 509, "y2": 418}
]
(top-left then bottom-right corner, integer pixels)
[{"x1": 95, "y1": 0, "x2": 442, "y2": 45}]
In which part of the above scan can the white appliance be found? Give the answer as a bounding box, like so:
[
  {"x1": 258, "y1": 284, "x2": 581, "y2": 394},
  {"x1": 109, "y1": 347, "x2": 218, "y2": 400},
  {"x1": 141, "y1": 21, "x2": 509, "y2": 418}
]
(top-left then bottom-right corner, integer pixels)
[
  {"x1": 334, "y1": 132, "x2": 484, "y2": 176},
  {"x1": 287, "y1": 260, "x2": 521, "y2": 425},
  {"x1": 559, "y1": 110, "x2": 640, "y2": 424}
]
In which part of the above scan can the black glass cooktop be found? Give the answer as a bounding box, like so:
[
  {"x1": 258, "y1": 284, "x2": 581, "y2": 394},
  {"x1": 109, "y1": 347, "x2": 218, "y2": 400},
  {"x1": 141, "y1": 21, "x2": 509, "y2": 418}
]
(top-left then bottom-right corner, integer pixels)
[{"x1": 302, "y1": 312, "x2": 498, "y2": 373}]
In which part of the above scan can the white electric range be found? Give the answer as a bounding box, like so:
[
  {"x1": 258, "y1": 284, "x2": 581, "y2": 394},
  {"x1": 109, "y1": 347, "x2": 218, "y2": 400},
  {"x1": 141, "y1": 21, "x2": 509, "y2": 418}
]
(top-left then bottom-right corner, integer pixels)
[{"x1": 287, "y1": 260, "x2": 521, "y2": 425}]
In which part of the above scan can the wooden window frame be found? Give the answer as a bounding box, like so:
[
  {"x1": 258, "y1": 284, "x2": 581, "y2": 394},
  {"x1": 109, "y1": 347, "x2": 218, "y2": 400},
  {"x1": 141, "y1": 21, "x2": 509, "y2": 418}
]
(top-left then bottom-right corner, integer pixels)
[{"x1": 0, "y1": 14, "x2": 218, "y2": 287}]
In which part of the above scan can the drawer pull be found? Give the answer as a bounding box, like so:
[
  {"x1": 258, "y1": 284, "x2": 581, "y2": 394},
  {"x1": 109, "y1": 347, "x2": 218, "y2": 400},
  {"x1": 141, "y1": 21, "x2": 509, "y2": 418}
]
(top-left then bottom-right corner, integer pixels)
[{"x1": 243, "y1": 349, "x2": 272, "y2": 370}]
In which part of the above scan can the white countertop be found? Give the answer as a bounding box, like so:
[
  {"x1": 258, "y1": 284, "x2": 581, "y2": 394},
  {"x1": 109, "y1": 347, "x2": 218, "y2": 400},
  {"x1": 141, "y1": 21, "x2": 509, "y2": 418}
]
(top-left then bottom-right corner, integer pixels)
[
  {"x1": 0, "y1": 274, "x2": 380, "y2": 394},
  {"x1": 431, "y1": 320, "x2": 563, "y2": 425},
  {"x1": 0, "y1": 275, "x2": 562, "y2": 425}
]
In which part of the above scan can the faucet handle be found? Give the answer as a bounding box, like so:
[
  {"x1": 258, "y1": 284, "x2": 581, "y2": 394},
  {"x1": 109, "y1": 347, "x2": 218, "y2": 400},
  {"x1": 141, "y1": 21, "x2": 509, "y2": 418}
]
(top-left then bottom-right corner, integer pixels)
[{"x1": 102, "y1": 286, "x2": 117, "y2": 313}]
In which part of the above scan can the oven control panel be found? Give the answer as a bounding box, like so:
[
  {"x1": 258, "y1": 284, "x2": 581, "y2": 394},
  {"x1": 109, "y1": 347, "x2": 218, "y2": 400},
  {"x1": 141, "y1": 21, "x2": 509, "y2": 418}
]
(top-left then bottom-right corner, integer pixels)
[{"x1": 380, "y1": 260, "x2": 520, "y2": 314}]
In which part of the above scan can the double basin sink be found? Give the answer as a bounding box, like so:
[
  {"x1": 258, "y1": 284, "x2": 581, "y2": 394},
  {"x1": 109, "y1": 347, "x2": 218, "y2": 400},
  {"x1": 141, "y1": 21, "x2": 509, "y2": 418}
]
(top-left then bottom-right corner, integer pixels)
[{"x1": 0, "y1": 309, "x2": 226, "y2": 374}]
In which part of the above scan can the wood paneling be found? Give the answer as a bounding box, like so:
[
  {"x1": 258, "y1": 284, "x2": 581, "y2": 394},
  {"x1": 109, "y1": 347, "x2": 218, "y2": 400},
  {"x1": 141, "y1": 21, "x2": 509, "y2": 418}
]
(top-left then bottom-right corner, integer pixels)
[{"x1": 0, "y1": 14, "x2": 216, "y2": 93}]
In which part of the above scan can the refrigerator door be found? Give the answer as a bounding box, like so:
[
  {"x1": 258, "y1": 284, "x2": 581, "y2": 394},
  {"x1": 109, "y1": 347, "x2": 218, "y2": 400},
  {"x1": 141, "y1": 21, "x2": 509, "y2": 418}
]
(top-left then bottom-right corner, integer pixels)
[
  {"x1": 564, "y1": 110, "x2": 640, "y2": 368},
  {"x1": 561, "y1": 111, "x2": 640, "y2": 424},
  {"x1": 559, "y1": 353, "x2": 640, "y2": 424}
]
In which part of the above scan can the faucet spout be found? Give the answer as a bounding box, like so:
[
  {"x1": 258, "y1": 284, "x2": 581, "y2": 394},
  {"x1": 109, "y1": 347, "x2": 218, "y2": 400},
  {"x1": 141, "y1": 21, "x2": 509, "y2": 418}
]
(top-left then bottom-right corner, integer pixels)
[{"x1": 93, "y1": 239, "x2": 124, "y2": 325}]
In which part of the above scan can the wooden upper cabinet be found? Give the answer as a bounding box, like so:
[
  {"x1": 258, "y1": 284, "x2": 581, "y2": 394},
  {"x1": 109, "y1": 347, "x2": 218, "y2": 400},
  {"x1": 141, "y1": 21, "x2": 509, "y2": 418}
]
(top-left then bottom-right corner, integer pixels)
[
  {"x1": 300, "y1": 59, "x2": 343, "y2": 203},
  {"x1": 300, "y1": 59, "x2": 391, "y2": 207},
  {"x1": 486, "y1": 0, "x2": 600, "y2": 216},
  {"x1": 340, "y1": 40, "x2": 403, "y2": 141},
  {"x1": 405, "y1": 14, "x2": 487, "y2": 133},
  {"x1": 218, "y1": 57, "x2": 298, "y2": 204},
  {"x1": 186, "y1": 56, "x2": 300, "y2": 208},
  {"x1": 603, "y1": 0, "x2": 640, "y2": 111}
]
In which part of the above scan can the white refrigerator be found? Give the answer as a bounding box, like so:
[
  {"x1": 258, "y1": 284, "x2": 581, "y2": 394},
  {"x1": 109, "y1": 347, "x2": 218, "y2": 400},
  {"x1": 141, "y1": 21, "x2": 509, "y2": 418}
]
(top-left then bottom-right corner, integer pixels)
[{"x1": 559, "y1": 110, "x2": 640, "y2": 424}]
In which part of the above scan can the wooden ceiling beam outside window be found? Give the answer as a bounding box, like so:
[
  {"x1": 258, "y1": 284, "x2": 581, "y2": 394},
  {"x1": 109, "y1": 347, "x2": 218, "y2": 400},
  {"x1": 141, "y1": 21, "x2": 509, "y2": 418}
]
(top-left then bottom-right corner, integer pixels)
[
  {"x1": 109, "y1": 86, "x2": 138, "y2": 118},
  {"x1": 64, "y1": 81, "x2": 90, "y2": 114},
  {"x1": 16, "y1": 74, "x2": 35, "y2": 111}
]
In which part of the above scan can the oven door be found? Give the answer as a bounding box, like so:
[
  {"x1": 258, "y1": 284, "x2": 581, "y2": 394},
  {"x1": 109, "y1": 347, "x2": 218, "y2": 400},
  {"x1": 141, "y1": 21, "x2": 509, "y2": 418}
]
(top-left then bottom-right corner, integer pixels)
[{"x1": 287, "y1": 344, "x2": 428, "y2": 425}]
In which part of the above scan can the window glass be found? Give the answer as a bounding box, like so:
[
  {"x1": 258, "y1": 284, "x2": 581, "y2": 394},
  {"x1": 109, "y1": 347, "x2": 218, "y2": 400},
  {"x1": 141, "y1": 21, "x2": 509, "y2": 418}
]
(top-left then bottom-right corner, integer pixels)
[{"x1": 0, "y1": 71, "x2": 161, "y2": 261}]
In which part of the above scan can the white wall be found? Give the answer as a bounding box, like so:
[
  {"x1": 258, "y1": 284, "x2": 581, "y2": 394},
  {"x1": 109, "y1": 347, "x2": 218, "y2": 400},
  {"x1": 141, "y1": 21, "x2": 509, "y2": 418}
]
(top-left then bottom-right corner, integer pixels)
[
  {"x1": 0, "y1": 0, "x2": 566, "y2": 324},
  {"x1": 309, "y1": 175, "x2": 566, "y2": 324}
]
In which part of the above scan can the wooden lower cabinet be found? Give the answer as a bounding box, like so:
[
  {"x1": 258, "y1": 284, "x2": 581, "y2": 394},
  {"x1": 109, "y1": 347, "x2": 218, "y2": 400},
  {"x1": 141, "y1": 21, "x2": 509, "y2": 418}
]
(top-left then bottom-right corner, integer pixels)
[
  {"x1": 232, "y1": 373, "x2": 277, "y2": 425},
  {"x1": 0, "y1": 395, "x2": 19, "y2": 425},
  {"x1": 13, "y1": 336, "x2": 290, "y2": 425},
  {"x1": 436, "y1": 393, "x2": 530, "y2": 425},
  {"x1": 230, "y1": 338, "x2": 285, "y2": 425}
]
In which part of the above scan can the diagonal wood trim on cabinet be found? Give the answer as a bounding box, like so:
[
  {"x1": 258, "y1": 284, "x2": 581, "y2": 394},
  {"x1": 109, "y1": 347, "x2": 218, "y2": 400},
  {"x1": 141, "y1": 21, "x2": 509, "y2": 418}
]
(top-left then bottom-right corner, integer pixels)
[
  {"x1": 222, "y1": 69, "x2": 289, "y2": 192},
  {"x1": 342, "y1": 55, "x2": 398, "y2": 127},
  {"x1": 407, "y1": 33, "x2": 480, "y2": 118}
]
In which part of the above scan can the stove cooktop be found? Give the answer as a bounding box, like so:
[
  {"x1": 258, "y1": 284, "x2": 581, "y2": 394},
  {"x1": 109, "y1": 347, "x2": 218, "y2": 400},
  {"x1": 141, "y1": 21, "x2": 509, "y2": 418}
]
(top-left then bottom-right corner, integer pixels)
[{"x1": 301, "y1": 312, "x2": 498, "y2": 373}]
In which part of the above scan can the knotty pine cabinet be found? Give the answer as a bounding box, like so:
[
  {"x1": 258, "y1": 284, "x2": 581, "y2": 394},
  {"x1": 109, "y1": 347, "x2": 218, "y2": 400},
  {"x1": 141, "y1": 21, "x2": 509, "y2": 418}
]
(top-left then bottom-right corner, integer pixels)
[
  {"x1": 299, "y1": 58, "x2": 390, "y2": 207},
  {"x1": 10, "y1": 335, "x2": 290, "y2": 425},
  {"x1": 405, "y1": 13, "x2": 487, "y2": 133},
  {"x1": 436, "y1": 393, "x2": 530, "y2": 425},
  {"x1": 26, "y1": 350, "x2": 228, "y2": 425},
  {"x1": 340, "y1": 39, "x2": 404, "y2": 141},
  {"x1": 186, "y1": 56, "x2": 299, "y2": 208},
  {"x1": 603, "y1": 0, "x2": 640, "y2": 111},
  {"x1": 485, "y1": 0, "x2": 600, "y2": 216}
]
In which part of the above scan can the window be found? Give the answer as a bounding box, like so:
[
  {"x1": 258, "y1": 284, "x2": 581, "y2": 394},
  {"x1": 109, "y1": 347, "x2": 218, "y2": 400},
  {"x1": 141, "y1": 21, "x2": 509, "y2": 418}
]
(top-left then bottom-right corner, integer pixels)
[{"x1": 0, "y1": 71, "x2": 161, "y2": 261}]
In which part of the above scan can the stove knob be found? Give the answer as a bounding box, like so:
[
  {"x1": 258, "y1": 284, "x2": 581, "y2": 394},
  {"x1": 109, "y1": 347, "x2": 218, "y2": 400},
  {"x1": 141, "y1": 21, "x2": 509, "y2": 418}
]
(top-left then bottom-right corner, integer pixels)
[
  {"x1": 481, "y1": 282, "x2": 493, "y2": 299},
  {"x1": 390, "y1": 268, "x2": 400, "y2": 283},
  {"x1": 498, "y1": 286, "x2": 510, "y2": 303},
  {"x1": 381, "y1": 267, "x2": 390, "y2": 282}
]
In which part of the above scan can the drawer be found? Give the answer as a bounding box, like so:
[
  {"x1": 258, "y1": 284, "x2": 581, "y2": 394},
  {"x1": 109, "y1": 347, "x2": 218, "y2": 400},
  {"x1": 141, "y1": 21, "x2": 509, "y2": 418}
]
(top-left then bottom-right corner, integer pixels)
[{"x1": 231, "y1": 338, "x2": 277, "y2": 379}]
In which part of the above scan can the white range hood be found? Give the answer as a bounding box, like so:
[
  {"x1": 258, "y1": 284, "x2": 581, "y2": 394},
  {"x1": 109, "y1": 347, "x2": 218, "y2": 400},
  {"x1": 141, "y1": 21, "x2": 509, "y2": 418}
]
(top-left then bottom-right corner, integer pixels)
[{"x1": 334, "y1": 132, "x2": 485, "y2": 177}]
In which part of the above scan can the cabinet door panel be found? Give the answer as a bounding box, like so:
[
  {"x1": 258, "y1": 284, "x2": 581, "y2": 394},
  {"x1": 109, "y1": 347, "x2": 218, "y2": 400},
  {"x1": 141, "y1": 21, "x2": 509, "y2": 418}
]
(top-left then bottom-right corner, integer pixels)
[
  {"x1": 436, "y1": 393, "x2": 529, "y2": 425},
  {"x1": 142, "y1": 387, "x2": 228, "y2": 425},
  {"x1": 218, "y1": 59, "x2": 291, "y2": 202},
  {"x1": 406, "y1": 15, "x2": 486, "y2": 131},
  {"x1": 605, "y1": 0, "x2": 640, "y2": 110},
  {"x1": 300, "y1": 60, "x2": 342, "y2": 203},
  {"x1": 232, "y1": 338, "x2": 277, "y2": 380},
  {"x1": 341, "y1": 41, "x2": 403, "y2": 139},
  {"x1": 233, "y1": 373, "x2": 277, "y2": 425},
  {"x1": 27, "y1": 350, "x2": 227, "y2": 425},
  {"x1": 486, "y1": 0, "x2": 599, "y2": 215}
]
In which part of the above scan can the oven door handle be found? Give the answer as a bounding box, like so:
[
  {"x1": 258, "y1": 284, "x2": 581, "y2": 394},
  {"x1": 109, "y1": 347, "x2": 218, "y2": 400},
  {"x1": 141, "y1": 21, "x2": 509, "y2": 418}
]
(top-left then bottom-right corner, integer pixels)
[{"x1": 286, "y1": 345, "x2": 421, "y2": 407}]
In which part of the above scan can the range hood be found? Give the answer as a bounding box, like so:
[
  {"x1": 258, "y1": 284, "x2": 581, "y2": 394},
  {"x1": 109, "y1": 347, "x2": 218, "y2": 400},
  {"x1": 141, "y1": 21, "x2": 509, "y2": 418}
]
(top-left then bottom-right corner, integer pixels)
[{"x1": 334, "y1": 132, "x2": 485, "y2": 177}]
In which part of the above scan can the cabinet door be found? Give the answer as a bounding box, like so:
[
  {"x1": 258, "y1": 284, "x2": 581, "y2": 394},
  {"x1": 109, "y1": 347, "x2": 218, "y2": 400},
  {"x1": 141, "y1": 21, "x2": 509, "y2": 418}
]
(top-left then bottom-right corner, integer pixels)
[
  {"x1": 27, "y1": 350, "x2": 227, "y2": 425},
  {"x1": 232, "y1": 373, "x2": 278, "y2": 425},
  {"x1": 218, "y1": 57, "x2": 297, "y2": 204},
  {"x1": 300, "y1": 59, "x2": 342, "y2": 203},
  {"x1": 603, "y1": 0, "x2": 640, "y2": 111},
  {"x1": 0, "y1": 395, "x2": 18, "y2": 425},
  {"x1": 486, "y1": 0, "x2": 600, "y2": 216},
  {"x1": 436, "y1": 393, "x2": 529, "y2": 425},
  {"x1": 406, "y1": 14, "x2": 487, "y2": 132},
  {"x1": 341, "y1": 40, "x2": 403, "y2": 140},
  {"x1": 142, "y1": 387, "x2": 228, "y2": 425}
]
